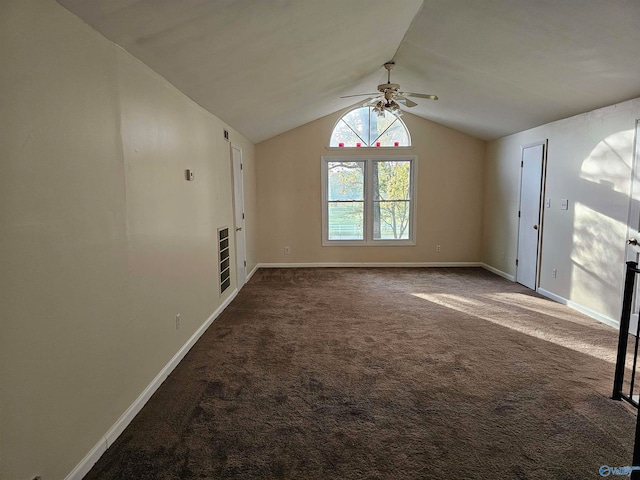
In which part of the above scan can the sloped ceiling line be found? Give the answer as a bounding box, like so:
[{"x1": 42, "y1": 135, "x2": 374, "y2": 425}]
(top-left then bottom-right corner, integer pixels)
[{"x1": 56, "y1": 0, "x2": 640, "y2": 143}]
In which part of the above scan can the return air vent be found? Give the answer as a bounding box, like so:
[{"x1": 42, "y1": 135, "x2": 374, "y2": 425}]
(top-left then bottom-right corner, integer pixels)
[{"x1": 219, "y1": 227, "x2": 231, "y2": 294}]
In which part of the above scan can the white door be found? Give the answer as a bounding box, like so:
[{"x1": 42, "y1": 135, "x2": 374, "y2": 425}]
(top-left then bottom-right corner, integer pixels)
[
  {"x1": 625, "y1": 120, "x2": 640, "y2": 334},
  {"x1": 231, "y1": 146, "x2": 247, "y2": 289},
  {"x1": 516, "y1": 142, "x2": 545, "y2": 290}
]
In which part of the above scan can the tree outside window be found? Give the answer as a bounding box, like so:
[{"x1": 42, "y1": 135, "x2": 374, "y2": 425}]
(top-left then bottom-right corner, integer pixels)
[{"x1": 373, "y1": 160, "x2": 411, "y2": 240}]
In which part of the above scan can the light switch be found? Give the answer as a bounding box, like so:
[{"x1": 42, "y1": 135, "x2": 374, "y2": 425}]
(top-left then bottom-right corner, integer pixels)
[
  {"x1": 185, "y1": 169, "x2": 195, "y2": 181},
  {"x1": 546, "y1": 198, "x2": 551, "y2": 208},
  {"x1": 561, "y1": 199, "x2": 568, "y2": 210}
]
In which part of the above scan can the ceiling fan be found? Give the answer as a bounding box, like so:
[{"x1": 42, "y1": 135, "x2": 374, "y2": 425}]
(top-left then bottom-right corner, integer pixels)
[{"x1": 341, "y1": 62, "x2": 438, "y2": 116}]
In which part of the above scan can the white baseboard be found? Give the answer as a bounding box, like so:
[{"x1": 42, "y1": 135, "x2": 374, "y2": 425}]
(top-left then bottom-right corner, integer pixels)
[
  {"x1": 481, "y1": 263, "x2": 516, "y2": 282},
  {"x1": 246, "y1": 263, "x2": 259, "y2": 282},
  {"x1": 256, "y1": 263, "x2": 619, "y2": 329},
  {"x1": 65, "y1": 437, "x2": 107, "y2": 480},
  {"x1": 65, "y1": 289, "x2": 239, "y2": 480},
  {"x1": 537, "y1": 287, "x2": 619, "y2": 329},
  {"x1": 258, "y1": 262, "x2": 483, "y2": 268},
  {"x1": 478, "y1": 266, "x2": 617, "y2": 329}
]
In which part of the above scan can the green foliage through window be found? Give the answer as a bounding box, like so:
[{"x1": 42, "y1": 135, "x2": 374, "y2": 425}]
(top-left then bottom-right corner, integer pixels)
[
  {"x1": 327, "y1": 162, "x2": 365, "y2": 240},
  {"x1": 373, "y1": 161, "x2": 411, "y2": 240}
]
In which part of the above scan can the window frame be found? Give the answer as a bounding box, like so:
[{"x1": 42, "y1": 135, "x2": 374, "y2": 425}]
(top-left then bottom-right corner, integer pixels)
[
  {"x1": 321, "y1": 155, "x2": 417, "y2": 246},
  {"x1": 329, "y1": 106, "x2": 412, "y2": 148}
]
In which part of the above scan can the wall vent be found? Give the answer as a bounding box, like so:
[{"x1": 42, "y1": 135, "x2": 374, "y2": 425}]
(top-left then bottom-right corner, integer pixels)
[{"x1": 218, "y1": 227, "x2": 231, "y2": 294}]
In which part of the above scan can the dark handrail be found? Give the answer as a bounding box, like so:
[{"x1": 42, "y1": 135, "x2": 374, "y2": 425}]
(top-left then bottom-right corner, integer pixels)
[
  {"x1": 613, "y1": 261, "x2": 640, "y2": 401},
  {"x1": 612, "y1": 261, "x2": 640, "y2": 479}
]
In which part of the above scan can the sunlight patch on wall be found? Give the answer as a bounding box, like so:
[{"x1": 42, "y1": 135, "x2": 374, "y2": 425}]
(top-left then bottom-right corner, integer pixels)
[
  {"x1": 571, "y1": 201, "x2": 626, "y2": 285},
  {"x1": 570, "y1": 201, "x2": 626, "y2": 317},
  {"x1": 569, "y1": 129, "x2": 634, "y2": 319},
  {"x1": 579, "y1": 130, "x2": 633, "y2": 193}
]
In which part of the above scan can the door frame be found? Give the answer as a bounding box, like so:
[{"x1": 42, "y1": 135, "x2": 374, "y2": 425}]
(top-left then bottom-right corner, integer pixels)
[
  {"x1": 624, "y1": 119, "x2": 640, "y2": 332},
  {"x1": 231, "y1": 144, "x2": 247, "y2": 290},
  {"x1": 515, "y1": 140, "x2": 548, "y2": 290}
]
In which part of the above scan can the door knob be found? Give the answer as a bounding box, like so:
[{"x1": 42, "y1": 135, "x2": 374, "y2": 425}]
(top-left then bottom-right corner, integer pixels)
[
  {"x1": 533, "y1": 225, "x2": 538, "y2": 230},
  {"x1": 235, "y1": 227, "x2": 242, "y2": 232},
  {"x1": 629, "y1": 238, "x2": 639, "y2": 246}
]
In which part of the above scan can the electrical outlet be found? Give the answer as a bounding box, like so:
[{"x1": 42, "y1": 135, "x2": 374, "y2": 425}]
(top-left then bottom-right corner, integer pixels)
[
  {"x1": 436, "y1": 244, "x2": 441, "y2": 253},
  {"x1": 284, "y1": 246, "x2": 291, "y2": 255},
  {"x1": 552, "y1": 269, "x2": 557, "y2": 278},
  {"x1": 176, "y1": 314, "x2": 181, "y2": 330}
]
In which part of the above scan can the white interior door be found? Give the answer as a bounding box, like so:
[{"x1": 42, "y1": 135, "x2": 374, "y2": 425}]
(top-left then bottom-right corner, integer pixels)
[
  {"x1": 231, "y1": 146, "x2": 247, "y2": 289},
  {"x1": 625, "y1": 120, "x2": 640, "y2": 334},
  {"x1": 516, "y1": 142, "x2": 545, "y2": 290}
]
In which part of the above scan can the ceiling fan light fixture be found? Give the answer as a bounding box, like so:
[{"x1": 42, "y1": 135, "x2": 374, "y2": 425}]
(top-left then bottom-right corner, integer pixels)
[
  {"x1": 373, "y1": 100, "x2": 386, "y2": 117},
  {"x1": 388, "y1": 100, "x2": 402, "y2": 116},
  {"x1": 370, "y1": 99, "x2": 404, "y2": 117}
]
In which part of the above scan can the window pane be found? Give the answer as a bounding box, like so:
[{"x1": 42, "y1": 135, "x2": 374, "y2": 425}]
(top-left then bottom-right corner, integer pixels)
[
  {"x1": 329, "y1": 120, "x2": 362, "y2": 147},
  {"x1": 328, "y1": 202, "x2": 364, "y2": 240},
  {"x1": 341, "y1": 108, "x2": 371, "y2": 145},
  {"x1": 375, "y1": 120, "x2": 410, "y2": 146},
  {"x1": 373, "y1": 161, "x2": 411, "y2": 201},
  {"x1": 370, "y1": 114, "x2": 398, "y2": 145},
  {"x1": 373, "y1": 160, "x2": 411, "y2": 240},
  {"x1": 327, "y1": 162, "x2": 364, "y2": 201},
  {"x1": 373, "y1": 201, "x2": 410, "y2": 239}
]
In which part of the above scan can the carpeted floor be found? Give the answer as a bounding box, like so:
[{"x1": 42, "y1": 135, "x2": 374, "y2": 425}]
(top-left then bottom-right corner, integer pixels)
[{"x1": 85, "y1": 268, "x2": 636, "y2": 479}]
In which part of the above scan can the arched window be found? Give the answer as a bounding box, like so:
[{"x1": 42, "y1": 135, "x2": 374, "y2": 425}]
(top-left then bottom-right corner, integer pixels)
[{"x1": 329, "y1": 106, "x2": 411, "y2": 147}]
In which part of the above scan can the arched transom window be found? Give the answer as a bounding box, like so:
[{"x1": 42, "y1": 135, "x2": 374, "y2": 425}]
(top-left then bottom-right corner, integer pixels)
[{"x1": 329, "y1": 107, "x2": 411, "y2": 147}]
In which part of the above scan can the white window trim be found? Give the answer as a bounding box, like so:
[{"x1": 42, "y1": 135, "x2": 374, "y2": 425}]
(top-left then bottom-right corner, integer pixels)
[{"x1": 321, "y1": 155, "x2": 417, "y2": 246}]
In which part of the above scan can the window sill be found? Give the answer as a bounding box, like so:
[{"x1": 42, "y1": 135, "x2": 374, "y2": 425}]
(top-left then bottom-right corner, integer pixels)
[
  {"x1": 322, "y1": 240, "x2": 416, "y2": 247},
  {"x1": 325, "y1": 146, "x2": 415, "y2": 152}
]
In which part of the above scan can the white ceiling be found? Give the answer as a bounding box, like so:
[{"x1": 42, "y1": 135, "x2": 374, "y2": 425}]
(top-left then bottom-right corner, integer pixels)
[{"x1": 57, "y1": 0, "x2": 640, "y2": 144}]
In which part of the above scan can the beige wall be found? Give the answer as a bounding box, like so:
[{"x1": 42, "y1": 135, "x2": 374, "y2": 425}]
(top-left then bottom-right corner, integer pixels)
[
  {"x1": 0, "y1": 1, "x2": 256, "y2": 478},
  {"x1": 256, "y1": 110, "x2": 486, "y2": 264},
  {"x1": 10, "y1": 0, "x2": 639, "y2": 478},
  {"x1": 483, "y1": 98, "x2": 640, "y2": 323}
]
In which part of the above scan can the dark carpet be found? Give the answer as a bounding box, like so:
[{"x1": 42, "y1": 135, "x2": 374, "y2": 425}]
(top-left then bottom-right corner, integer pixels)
[{"x1": 85, "y1": 267, "x2": 636, "y2": 479}]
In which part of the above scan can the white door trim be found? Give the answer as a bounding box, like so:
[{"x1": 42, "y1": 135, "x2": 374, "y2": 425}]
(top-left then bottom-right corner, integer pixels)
[
  {"x1": 624, "y1": 120, "x2": 640, "y2": 333},
  {"x1": 231, "y1": 145, "x2": 247, "y2": 289},
  {"x1": 515, "y1": 140, "x2": 547, "y2": 290}
]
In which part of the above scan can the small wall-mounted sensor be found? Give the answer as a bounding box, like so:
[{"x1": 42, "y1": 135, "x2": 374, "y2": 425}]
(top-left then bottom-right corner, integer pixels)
[
  {"x1": 185, "y1": 169, "x2": 195, "y2": 181},
  {"x1": 224, "y1": 129, "x2": 229, "y2": 141}
]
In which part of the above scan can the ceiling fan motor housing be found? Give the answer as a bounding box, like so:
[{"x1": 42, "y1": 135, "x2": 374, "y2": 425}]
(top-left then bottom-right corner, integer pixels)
[{"x1": 379, "y1": 83, "x2": 400, "y2": 101}]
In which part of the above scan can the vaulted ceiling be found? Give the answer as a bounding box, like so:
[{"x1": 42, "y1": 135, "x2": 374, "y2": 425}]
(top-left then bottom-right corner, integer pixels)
[{"x1": 57, "y1": 0, "x2": 640, "y2": 144}]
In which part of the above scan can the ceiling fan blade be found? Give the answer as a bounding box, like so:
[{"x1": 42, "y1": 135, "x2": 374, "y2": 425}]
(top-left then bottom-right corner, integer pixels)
[
  {"x1": 401, "y1": 92, "x2": 438, "y2": 101},
  {"x1": 362, "y1": 97, "x2": 381, "y2": 106},
  {"x1": 340, "y1": 93, "x2": 380, "y2": 99},
  {"x1": 396, "y1": 96, "x2": 418, "y2": 108}
]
